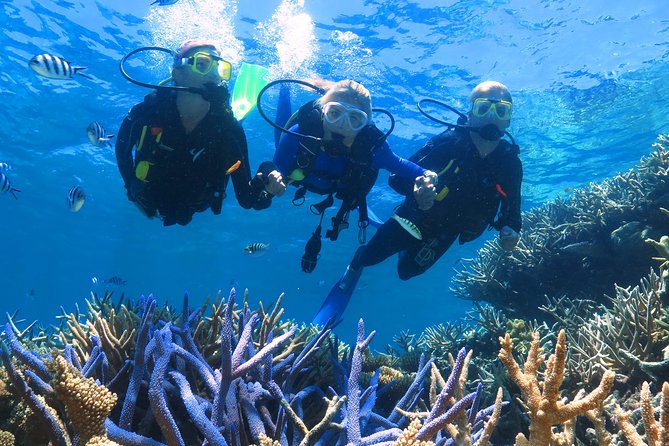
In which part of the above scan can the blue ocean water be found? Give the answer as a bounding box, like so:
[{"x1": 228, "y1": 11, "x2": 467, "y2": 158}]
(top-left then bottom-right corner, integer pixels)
[{"x1": 1, "y1": 0, "x2": 668, "y2": 346}]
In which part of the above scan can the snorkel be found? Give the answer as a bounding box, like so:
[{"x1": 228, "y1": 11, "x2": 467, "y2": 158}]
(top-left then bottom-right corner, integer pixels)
[
  {"x1": 256, "y1": 79, "x2": 396, "y2": 147},
  {"x1": 417, "y1": 98, "x2": 517, "y2": 145},
  {"x1": 119, "y1": 46, "x2": 229, "y2": 102}
]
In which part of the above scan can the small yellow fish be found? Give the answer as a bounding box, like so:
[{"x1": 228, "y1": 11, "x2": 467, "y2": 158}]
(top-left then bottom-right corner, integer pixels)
[{"x1": 244, "y1": 242, "x2": 270, "y2": 256}]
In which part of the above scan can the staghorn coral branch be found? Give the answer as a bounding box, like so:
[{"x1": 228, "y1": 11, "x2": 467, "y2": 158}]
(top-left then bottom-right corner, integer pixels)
[
  {"x1": 300, "y1": 395, "x2": 346, "y2": 446},
  {"x1": 347, "y1": 318, "x2": 376, "y2": 445},
  {"x1": 0, "y1": 340, "x2": 69, "y2": 446}
]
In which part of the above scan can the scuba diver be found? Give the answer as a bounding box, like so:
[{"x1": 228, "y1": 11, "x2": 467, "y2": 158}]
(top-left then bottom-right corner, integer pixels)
[
  {"x1": 313, "y1": 80, "x2": 523, "y2": 325},
  {"x1": 261, "y1": 79, "x2": 438, "y2": 273},
  {"x1": 115, "y1": 39, "x2": 286, "y2": 226}
]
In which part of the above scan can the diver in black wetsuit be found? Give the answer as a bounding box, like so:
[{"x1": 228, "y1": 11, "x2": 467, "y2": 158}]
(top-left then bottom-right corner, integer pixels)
[
  {"x1": 115, "y1": 39, "x2": 285, "y2": 226},
  {"x1": 339, "y1": 80, "x2": 522, "y2": 286}
]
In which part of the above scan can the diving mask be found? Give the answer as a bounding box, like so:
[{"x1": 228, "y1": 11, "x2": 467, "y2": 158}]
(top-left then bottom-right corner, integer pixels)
[
  {"x1": 176, "y1": 51, "x2": 232, "y2": 81},
  {"x1": 471, "y1": 98, "x2": 513, "y2": 121},
  {"x1": 322, "y1": 101, "x2": 369, "y2": 132}
]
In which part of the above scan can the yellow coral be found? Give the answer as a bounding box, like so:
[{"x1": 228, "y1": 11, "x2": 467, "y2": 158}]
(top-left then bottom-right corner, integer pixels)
[
  {"x1": 257, "y1": 433, "x2": 281, "y2": 446},
  {"x1": 393, "y1": 418, "x2": 435, "y2": 446},
  {"x1": 49, "y1": 356, "x2": 117, "y2": 444},
  {"x1": 0, "y1": 430, "x2": 14, "y2": 446},
  {"x1": 85, "y1": 435, "x2": 121, "y2": 446}
]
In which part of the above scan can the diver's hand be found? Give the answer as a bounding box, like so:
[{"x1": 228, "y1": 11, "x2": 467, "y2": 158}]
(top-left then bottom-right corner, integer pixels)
[
  {"x1": 500, "y1": 226, "x2": 520, "y2": 251},
  {"x1": 259, "y1": 170, "x2": 286, "y2": 197},
  {"x1": 413, "y1": 170, "x2": 437, "y2": 210}
]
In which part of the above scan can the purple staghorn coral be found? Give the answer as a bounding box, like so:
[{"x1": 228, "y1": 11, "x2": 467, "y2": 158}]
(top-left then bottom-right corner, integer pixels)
[{"x1": 0, "y1": 288, "x2": 504, "y2": 446}]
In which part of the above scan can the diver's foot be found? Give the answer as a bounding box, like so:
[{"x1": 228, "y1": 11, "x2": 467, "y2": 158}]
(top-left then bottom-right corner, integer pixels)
[{"x1": 338, "y1": 265, "x2": 362, "y2": 292}]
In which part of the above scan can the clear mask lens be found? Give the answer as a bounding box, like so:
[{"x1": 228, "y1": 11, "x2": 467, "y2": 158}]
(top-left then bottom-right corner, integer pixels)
[{"x1": 323, "y1": 102, "x2": 368, "y2": 132}]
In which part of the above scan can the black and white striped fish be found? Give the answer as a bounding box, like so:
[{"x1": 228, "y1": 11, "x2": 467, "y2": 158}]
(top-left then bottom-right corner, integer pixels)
[
  {"x1": 244, "y1": 242, "x2": 270, "y2": 256},
  {"x1": 1, "y1": 173, "x2": 20, "y2": 200},
  {"x1": 86, "y1": 122, "x2": 114, "y2": 147},
  {"x1": 0, "y1": 162, "x2": 12, "y2": 172},
  {"x1": 67, "y1": 185, "x2": 86, "y2": 212},
  {"x1": 152, "y1": 0, "x2": 179, "y2": 5},
  {"x1": 29, "y1": 53, "x2": 92, "y2": 80},
  {"x1": 92, "y1": 276, "x2": 127, "y2": 286}
]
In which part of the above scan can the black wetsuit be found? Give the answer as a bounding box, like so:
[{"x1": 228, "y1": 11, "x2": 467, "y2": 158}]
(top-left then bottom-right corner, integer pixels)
[
  {"x1": 115, "y1": 88, "x2": 274, "y2": 226},
  {"x1": 350, "y1": 127, "x2": 523, "y2": 279}
]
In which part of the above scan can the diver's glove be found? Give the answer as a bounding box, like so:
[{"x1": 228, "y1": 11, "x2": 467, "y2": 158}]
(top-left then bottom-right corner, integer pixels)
[
  {"x1": 199, "y1": 83, "x2": 231, "y2": 111},
  {"x1": 499, "y1": 225, "x2": 520, "y2": 251}
]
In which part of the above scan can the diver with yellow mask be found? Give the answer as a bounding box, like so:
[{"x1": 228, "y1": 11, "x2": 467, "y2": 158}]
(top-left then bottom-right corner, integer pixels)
[{"x1": 115, "y1": 39, "x2": 285, "y2": 226}]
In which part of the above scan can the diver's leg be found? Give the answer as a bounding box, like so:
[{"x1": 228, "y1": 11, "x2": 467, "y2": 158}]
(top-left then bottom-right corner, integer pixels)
[
  {"x1": 397, "y1": 232, "x2": 457, "y2": 280},
  {"x1": 274, "y1": 84, "x2": 292, "y2": 148},
  {"x1": 351, "y1": 218, "x2": 412, "y2": 269}
]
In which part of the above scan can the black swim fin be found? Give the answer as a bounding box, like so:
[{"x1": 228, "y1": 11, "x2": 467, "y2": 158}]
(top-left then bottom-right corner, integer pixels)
[{"x1": 312, "y1": 268, "x2": 362, "y2": 326}]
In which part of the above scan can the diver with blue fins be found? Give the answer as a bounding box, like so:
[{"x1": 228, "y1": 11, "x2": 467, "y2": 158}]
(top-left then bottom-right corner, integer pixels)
[
  {"x1": 313, "y1": 81, "x2": 523, "y2": 325},
  {"x1": 258, "y1": 79, "x2": 438, "y2": 274},
  {"x1": 116, "y1": 39, "x2": 286, "y2": 226}
]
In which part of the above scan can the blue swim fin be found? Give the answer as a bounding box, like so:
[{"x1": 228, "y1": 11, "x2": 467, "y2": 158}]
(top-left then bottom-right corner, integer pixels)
[
  {"x1": 231, "y1": 63, "x2": 270, "y2": 121},
  {"x1": 312, "y1": 268, "x2": 362, "y2": 326}
]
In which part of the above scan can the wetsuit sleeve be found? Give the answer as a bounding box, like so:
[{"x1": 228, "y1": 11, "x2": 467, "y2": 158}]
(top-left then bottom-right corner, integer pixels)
[
  {"x1": 273, "y1": 123, "x2": 301, "y2": 177},
  {"x1": 115, "y1": 104, "x2": 145, "y2": 189},
  {"x1": 226, "y1": 121, "x2": 274, "y2": 210},
  {"x1": 497, "y1": 155, "x2": 523, "y2": 233},
  {"x1": 386, "y1": 136, "x2": 440, "y2": 195},
  {"x1": 372, "y1": 141, "x2": 425, "y2": 181}
]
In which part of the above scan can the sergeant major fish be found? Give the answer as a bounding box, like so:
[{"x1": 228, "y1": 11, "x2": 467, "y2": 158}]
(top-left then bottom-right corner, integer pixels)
[
  {"x1": 86, "y1": 122, "x2": 114, "y2": 147},
  {"x1": 244, "y1": 242, "x2": 270, "y2": 256},
  {"x1": 1, "y1": 173, "x2": 20, "y2": 199},
  {"x1": 29, "y1": 53, "x2": 92, "y2": 80},
  {"x1": 0, "y1": 162, "x2": 12, "y2": 172},
  {"x1": 67, "y1": 185, "x2": 86, "y2": 212},
  {"x1": 152, "y1": 0, "x2": 179, "y2": 5}
]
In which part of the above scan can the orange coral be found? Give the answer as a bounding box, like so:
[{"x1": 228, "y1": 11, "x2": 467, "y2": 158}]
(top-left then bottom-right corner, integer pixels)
[{"x1": 498, "y1": 329, "x2": 615, "y2": 446}]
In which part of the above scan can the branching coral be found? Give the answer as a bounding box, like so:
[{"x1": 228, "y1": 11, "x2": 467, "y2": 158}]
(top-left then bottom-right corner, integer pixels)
[
  {"x1": 49, "y1": 355, "x2": 117, "y2": 444},
  {"x1": 552, "y1": 268, "x2": 668, "y2": 384},
  {"x1": 614, "y1": 381, "x2": 669, "y2": 446},
  {"x1": 498, "y1": 329, "x2": 615, "y2": 445},
  {"x1": 452, "y1": 135, "x2": 669, "y2": 321}
]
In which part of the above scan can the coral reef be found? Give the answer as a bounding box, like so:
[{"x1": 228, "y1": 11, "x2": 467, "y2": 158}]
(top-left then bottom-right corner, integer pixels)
[
  {"x1": 451, "y1": 134, "x2": 669, "y2": 321},
  {"x1": 499, "y1": 329, "x2": 615, "y2": 445},
  {"x1": 614, "y1": 381, "x2": 669, "y2": 446},
  {"x1": 1, "y1": 290, "x2": 509, "y2": 446}
]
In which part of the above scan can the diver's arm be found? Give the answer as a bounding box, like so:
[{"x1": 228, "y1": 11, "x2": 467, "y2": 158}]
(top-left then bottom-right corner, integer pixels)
[
  {"x1": 375, "y1": 142, "x2": 425, "y2": 195},
  {"x1": 273, "y1": 124, "x2": 301, "y2": 177},
  {"x1": 115, "y1": 111, "x2": 142, "y2": 195},
  {"x1": 227, "y1": 123, "x2": 274, "y2": 210},
  {"x1": 497, "y1": 156, "x2": 523, "y2": 233}
]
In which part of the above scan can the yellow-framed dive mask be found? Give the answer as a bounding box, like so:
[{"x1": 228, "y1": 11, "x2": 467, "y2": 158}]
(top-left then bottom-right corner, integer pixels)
[
  {"x1": 176, "y1": 51, "x2": 232, "y2": 81},
  {"x1": 471, "y1": 98, "x2": 513, "y2": 120}
]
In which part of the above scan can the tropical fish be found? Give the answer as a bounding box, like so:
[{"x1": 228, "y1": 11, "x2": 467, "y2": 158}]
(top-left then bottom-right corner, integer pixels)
[
  {"x1": 92, "y1": 276, "x2": 127, "y2": 286},
  {"x1": 104, "y1": 276, "x2": 127, "y2": 286},
  {"x1": 0, "y1": 162, "x2": 12, "y2": 172},
  {"x1": 29, "y1": 53, "x2": 92, "y2": 80},
  {"x1": 67, "y1": 185, "x2": 86, "y2": 212},
  {"x1": 1, "y1": 173, "x2": 20, "y2": 199},
  {"x1": 244, "y1": 242, "x2": 270, "y2": 256},
  {"x1": 86, "y1": 122, "x2": 114, "y2": 147},
  {"x1": 151, "y1": 0, "x2": 179, "y2": 5}
]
